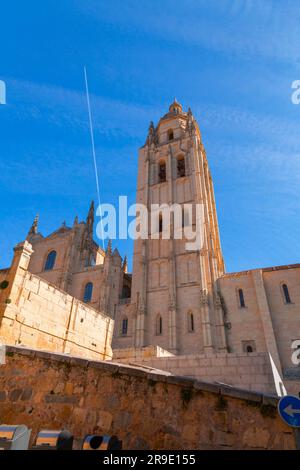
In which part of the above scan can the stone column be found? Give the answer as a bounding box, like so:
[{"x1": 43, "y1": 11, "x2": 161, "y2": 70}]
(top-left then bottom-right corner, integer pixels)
[
  {"x1": 0, "y1": 241, "x2": 33, "y2": 341},
  {"x1": 167, "y1": 144, "x2": 178, "y2": 352},
  {"x1": 135, "y1": 240, "x2": 147, "y2": 347},
  {"x1": 203, "y1": 163, "x2": 227, "y2": 351},
  {"x1": 6, "y1": 241, "x2": 33, "y2": 305},
  {"x1": 252, "y1": 269, "x2": 282, "y2": 375},
  {"x1": 192, "y1": 140, "x2": 214, "y2": 351},
  {"x1": 135, "y1": 149, "x2": 151, "y2": 348}
]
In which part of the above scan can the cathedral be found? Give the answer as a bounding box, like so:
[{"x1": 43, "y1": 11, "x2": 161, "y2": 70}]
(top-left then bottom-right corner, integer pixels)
[{"x1": 0, "y1": 100, "x2": 299, "y2": 395}]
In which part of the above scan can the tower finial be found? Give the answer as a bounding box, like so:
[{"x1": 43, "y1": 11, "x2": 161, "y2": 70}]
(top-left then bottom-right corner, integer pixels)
[
  {"x1": 169, "y1": 98, "x2": 182, "y2": 113},
  {"x1": 87, "y1": 200, "x2": 94, "y2": 219},
  {"x1": 122, "y1": 255, "x2": 128, "y2": 272},
  {"x1": 85, "y1": 200, "x2": 95, "y2": 236},
  {"x1": 106, "y1": 239, "x2": 112, "y2": 255},
  {"x1": 149, "y1": 120, "x2": 154, "y2": 131},
  {"x1": 146, "y1": 121, "x2": 158, "y2": 146},
  {"x1": 27, "y1": 214, "x2": 39, "y2": 236},
  {"x1": 186, "y1": 106, "x2": 196, "y2": 136}
]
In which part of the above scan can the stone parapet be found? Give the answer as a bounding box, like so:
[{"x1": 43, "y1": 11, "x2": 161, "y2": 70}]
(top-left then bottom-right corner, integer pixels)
[
  {"x1": 0, "y1": 345, "x2": 296, "y2": 450},
  {"x1": 112, "y1": 349, "x2": 277, "y2": 394}
]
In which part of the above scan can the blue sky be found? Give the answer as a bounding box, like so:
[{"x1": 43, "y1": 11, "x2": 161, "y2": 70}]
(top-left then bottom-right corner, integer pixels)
[{"x1": 0, "y1": 0, "x2": 300, "y2": 272}]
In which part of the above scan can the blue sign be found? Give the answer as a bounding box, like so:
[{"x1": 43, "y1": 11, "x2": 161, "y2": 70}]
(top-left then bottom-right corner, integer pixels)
[{"x1": 278, "y1": 395, "x2": 300, "y2": 428}]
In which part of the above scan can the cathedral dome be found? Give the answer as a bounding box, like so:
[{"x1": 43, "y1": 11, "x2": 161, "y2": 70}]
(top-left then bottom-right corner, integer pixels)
[{"x1": 160, "y1": 98, "x2": 185, "y2": 122}]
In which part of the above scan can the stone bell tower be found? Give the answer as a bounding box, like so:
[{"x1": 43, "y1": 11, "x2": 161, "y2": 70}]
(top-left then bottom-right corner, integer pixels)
[{"x1": 130, "y1": 99, "x2": 226, "y2": 355}]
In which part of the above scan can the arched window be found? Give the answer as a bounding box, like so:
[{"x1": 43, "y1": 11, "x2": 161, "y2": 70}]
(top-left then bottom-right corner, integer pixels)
[
  {"x1": 167, "y1": 129, "x2": 174, "y2": 141},
  {"x1": 282, "y1": 283, "x2": 291, "y2": 304},
  {"x1": 156, "y1": 315, "x2": 162, "y2": 335},
  {"x1": 121, "y1": 317, "x2": 128, "y2": 335},
  {"x1": 177, "y1": 156, "x2": 185, "y2": 178},
  {"x1": 187, "y1": 312, "x2": 194, "y2": 333},
  {"x1": 242, "y1": 340, "x2": 256, "y2": 353},
  {"x1": 158, "y1": 161, "x2": 166, "y2": 183},
  {"x1": 44, "y1": 250, "x2": 57, "y2": 271},
  {"x1": 159, "y1": 215, "x2": 163, "y2": 233},
  {"x1": 238, "y1": 288, "x2": 246, "y2": 308},
  {"x1": 83, "y1": 282, "x2": 93, "y2": 303}
]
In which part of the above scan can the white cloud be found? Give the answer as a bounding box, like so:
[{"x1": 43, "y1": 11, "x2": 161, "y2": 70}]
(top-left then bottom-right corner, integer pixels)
[
  {"x1": 5, "y1": 77, "x2": 159, "y2": 139},
  {"x1": 74, "y1": 0, "x2": 300, "y2": 64}
]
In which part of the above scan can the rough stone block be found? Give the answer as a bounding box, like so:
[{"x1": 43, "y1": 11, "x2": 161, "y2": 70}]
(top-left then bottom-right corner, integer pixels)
[
  {"x1": 9, "y1": 389, "x2": 23, "y2": 401},
  {"x1": 20, "y1": 388, "x2": 33, "y2": 401},
  {"x1": 97, "y1": 410, "x2": 113, "y2": 431},
  {"x1": 44, "y1": 394, "x2": 79, "y2": 404}
]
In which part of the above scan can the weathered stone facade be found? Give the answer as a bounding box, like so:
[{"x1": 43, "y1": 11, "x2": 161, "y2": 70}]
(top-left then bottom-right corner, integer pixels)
[
  {"x1": 0, "y1": 100, "x2": 299, "y2": 396},
  {"x1": 114, "y1": 100, "x2": 225, "y2": 355},
  {"x1": 112, "y1": 100, "x2": 300, "y2": 396},
  {"x1": 0, "y1": 241, "x2": 113, "y2": 360},
  {"x1": 0, "y1": 346, "x2": 296, "y2": 450},
  {"x1": 219, "y1": 265, "x2": 300, "y2": 389},
  {"x1": 25, "y1": 203, "x2": 128, "y2": 316}
]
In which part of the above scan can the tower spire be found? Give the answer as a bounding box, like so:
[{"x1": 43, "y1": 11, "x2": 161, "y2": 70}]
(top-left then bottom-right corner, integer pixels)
[
  {"x1": 106, "y1": 239, "x2": 112, "y2": 255},
  {"x1": 122, "y1": 255, "x2": 128, "y2": 273},
  {"x1": 85, "y1": 200, "x2": 94, "y2": 236},
  {"x1": 146, "y1": 121, "x2": 157, "y2": 146},
  {"x1": 87, "y1": 200, "x2": 94, "y2": 220},
  {"x1": 27, "y1": 214, "x2": 39, "y2": 239}
]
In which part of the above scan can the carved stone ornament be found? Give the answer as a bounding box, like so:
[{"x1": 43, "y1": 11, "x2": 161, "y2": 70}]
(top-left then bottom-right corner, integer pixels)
[
  {"x1": 146, "y1": 121, "x2": 158, "y2": 146},
  {"x1": 214, "y1": 294, "x2": 222, "y2": 308},
  {"x1": 199, "y1": 288, "x2": 209, "y2": 305},
  {"x1": 186, "y1": 107, "x2": 196, "y2": 136}
]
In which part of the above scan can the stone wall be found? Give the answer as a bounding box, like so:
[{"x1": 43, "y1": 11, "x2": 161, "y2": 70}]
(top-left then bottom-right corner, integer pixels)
[
  {"x1": 0, "y1": 345, "x2": 296, "y2": 450},
  {"x1": 112, "y1": 350, "x2": 275, "y2": 394},
  {"x1": 219, "y1": 265, "x2": 300, "y2": 374},
  {"x1": 113, "y1": 346, "x2": 175, "y2": 361},
  {"x1": 0, "y1": 241, "x2": 114, "y2": 360}
]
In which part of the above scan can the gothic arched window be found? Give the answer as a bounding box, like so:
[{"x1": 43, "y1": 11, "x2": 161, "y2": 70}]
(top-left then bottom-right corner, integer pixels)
[
  {"x1": 282, "y1": 283, "x2": 291, "y2": 304},
  {"x1": 177, "y1": 156, "x2": 185, "y2": 178},
  {"x1": 121, "y1": 317, "x2": 128, "y2": 335},
  {"x1": 187, "y1": 312, "x2": 194, "y2": 333},
  {"x1": 159, "y1": 161, "x2": 166, "y2": 183},
  {"x1": 44, "y1": 250, "x2": 57, "y2": 271},
  {"x1": 83, "y1": 282, "x2": 93, "y2": 303},
  {"x1": 156, "y1": 315, "x2": 162, "y2": 335},
  {"x1": 238, "y1": 288, "x2": 246, "y2": 308}
]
